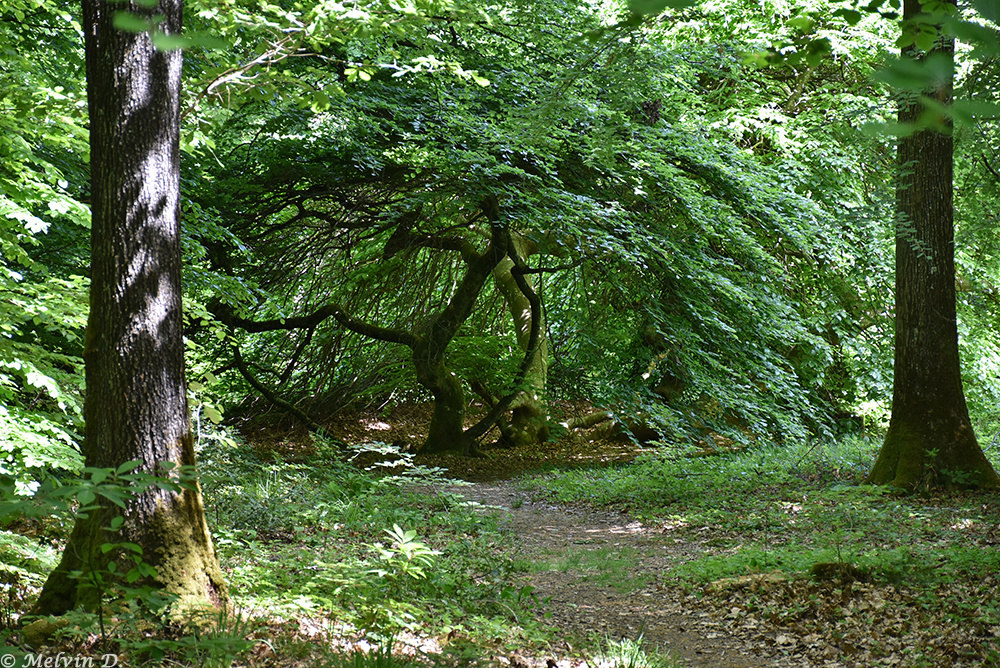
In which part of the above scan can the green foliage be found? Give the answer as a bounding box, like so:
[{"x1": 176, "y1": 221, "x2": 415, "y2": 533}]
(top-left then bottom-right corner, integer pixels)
[
  {"x1": 0, "y1": 1, "x2": 89, "y2": 495},
  {"x1": 589, "y1": 635, "x2": 682, "y2": 668},
  {"x1": 529, "y1": 437, "x2": 1000, "y2": 617},
  {"x1": 320, "y1": 644, "x2": 421, "y2": 668},
  {"x1": 198, "y1": 437, "x2": 543, "y2": 646},
  {"x1": 182, "y1": 0, "x2": 906, "y2": 444},
  {"x1": 516, "y1": 545, "x2": 650, "y2": 594}
]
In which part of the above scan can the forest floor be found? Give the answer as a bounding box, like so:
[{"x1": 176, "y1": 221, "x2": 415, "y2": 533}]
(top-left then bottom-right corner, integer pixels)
[
  {"x1": 10, "y1": 402, "x2": 991, "y2": 667},
  {"x1": 247, "y1": 401, "x2": 790, "y2": 666},
  {"x1": 256, "y1": 401, "x2": 998, "y2": 668},
  {"x1": 452, "y1": 479, "x2": 778, "y2": 668}
]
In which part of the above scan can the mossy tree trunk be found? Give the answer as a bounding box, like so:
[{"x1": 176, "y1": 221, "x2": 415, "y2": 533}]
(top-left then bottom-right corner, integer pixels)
[
  {"x1": 866, "y1": 0, "x2": 999, "y2": 491},
  {"x1": 416, "y1": 199, "x2": 509, "y2": 454},
  {"x1": 34, "y1": 0, "x2": 227, "y2": 616},
  {"x1": 491, "y1": 234, "x2": 550, "y2": 447},
  {"x1": 413, "y1": 344, "x2": 472, "y2": 454}
]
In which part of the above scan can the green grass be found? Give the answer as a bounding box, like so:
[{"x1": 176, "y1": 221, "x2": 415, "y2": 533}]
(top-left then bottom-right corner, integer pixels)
[
  {"x1": 523, "y1": 436, "x2": 1000, "y2": 665},
  {"x1": 526, "y1": 437, "x2": 1000, "y2": 581},
  {"x1": 4, "y1": 431, "x2": 1000, "y2": 666},
  {"x1": 196, "y1": 436, "x2": 545, "y2": 646},
  {"x1": 588, "y1": 635, "x2": 683, "y2": 668},
  {"x1": 0, "y1": 434, "x2": 553, "y2": 665},
  {"x1": 515, "y1": 545, "x2": 650, "y2": 593}
]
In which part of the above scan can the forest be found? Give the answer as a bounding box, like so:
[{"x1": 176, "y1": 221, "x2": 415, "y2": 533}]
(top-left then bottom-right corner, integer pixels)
[{"x1": 2, "y1": 0, "x2": 1000, "y2": 665}]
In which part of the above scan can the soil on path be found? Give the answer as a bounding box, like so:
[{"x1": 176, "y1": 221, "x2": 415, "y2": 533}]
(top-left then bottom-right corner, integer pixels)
[
  {"x1": 289, "y1": 401, "x2": 785, "y2": 666},
  {"x1": 453, "y1": 480, "x2": 782, "y2": 668}
]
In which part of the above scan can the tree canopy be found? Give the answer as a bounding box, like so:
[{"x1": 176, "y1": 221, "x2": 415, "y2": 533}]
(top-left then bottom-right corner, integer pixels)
[
  {"x1": 2, "y1": 0, "x2": 999, "y2": 498},
  {"x1": 4, "y1": 0, "x2": 1000, "y2": 661}
]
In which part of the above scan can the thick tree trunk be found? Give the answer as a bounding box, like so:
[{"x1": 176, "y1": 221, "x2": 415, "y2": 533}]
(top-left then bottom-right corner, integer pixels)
[
  {"x1": 34, "y1": 0, "x2": 226, "y2": 616},
  {"x1": 491, "y1": 234, "x2": 550, "y2": 447},
  {"x1": 414, "y1": 347, "x2": 471, "y2": 454},
  {"x1": 417, "y1": 198, "x2": 508, "y2": 454},
  {"x1": 867, "y1": 0, "x2": 999, "y2": 491}
]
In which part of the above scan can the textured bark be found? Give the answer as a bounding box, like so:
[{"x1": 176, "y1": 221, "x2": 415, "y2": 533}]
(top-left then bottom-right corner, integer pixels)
[
  {"x1": 867, "y1": 0, "x2": 999, "y2": 491},
  {"x1": 417, "y1": 198, "x2": 509, "y2": 454},
  {"x1": 34, "y1": 0, "x2": 227, "y2": 616},
  {"x1": 491, "y1": 234, "x2": 550, "y2": 447}
]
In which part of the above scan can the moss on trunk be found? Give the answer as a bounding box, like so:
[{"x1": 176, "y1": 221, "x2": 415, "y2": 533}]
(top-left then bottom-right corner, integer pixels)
[
  {"x1": 416, "y1": 355, "x2": 472, "y2": 454},
  {"x1": 491, "y1": 234, "x2": 550, "y2": 448},
  {"x1": 867, "y1": 0, "x2": 1000, "y2": 492},
  {"x1": 34, "y1": 439, "x2": 227, "y2": 616}
]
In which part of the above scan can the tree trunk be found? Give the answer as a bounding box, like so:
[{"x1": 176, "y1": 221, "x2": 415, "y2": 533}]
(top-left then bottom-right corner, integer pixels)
[
  {"x1": 34, "y1": 0, "x2": 227, "y2": 616},
  {"x1": 413, "y1": 346, "x2": 471, "y2": 454},
  {"x1": 866, "y1": 0, "x2": 999, "y2": 491},
  {"x1": 491, "y1": 234, "x2": 550, "y2": 447},
  {"x1": 416, "y1": 198, "x2": 509, "y2": 454}
]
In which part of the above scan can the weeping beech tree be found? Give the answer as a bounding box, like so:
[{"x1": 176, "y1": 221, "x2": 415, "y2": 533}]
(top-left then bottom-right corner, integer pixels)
[
  {"x1": 866, "y1": 0, "x2": 999, "y2": 490},
  {"x1": 34, "y1": 0, "x2": 226, "y2": 615},
  {"x1": 213, "y1": 195, "x2": 544, "y2": 455}
]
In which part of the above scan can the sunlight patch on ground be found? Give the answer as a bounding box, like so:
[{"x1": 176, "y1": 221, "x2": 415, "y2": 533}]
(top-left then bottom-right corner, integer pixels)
[{"x1": 608, "y1": 522, "x2": 645, "y2": 535}]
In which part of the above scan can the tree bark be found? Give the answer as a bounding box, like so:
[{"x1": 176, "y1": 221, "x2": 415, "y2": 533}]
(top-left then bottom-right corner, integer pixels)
[
  {"x1": 416, "y1": 198, "x2": 509, "y2": 454},
  {"x1": 867, "y1": 0, "x2": 999, "y2": 491},
  {"x1": 491, "y1": 234, "x2": 550, "y2": 447},
  {"x1": 34, "y1": 0, "x2": 227, "y2": 615}
]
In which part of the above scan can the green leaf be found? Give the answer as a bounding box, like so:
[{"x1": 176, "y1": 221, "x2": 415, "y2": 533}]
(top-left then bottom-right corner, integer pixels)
[
  {"x1": 96, "y1": 487, "x2": 128, "y2": 509},
  {"x1": 150, "y1": 32, "x2": 189, "y2": 51},
  {"x1": 914, "y1": 25, "x2": 940, "y2": 52},
  {"x1": 804, "y1": 38, "x2": 832, "y2": 67},
  {"x1": 788, "y1": 15, "x2": 815, "y2": 32},
  {"x1": 876, "y1": 52, "x2": 953, "y2": 91},
  {"x1": 118, "y1": 542, "x2": 143, "y2": 555},
  {"x1": 311, "y1": 90, "x2": 331, "y2": 111},
  {"x1": 951, "y1": 99, "x2": 1000, "y2": 122},
  {"x1": 860, "y1": 121, "x2": 919, "y2": 138},
  {"x1": 947, "y1": 19, "x2": 1000, "y2": 57},
  {"x1": 112, "y1": 11, "x2": 150, "y2": 33},
  {"x1": 150, "y1": 31, "x2": 228, "y2": 52},
  {"x1": 116, "y1": 460, "x2": 142, "y2": 475},
  {"x1": 204, "y1": 405, "x2": 223, "y2": 424},
  {"x1": 973, "y1": 0, "x2": 1000, "y2": 23},
  {"x1": 628, "y1": 0, "x2": 697, "y2": 14},
  {"x1": 834, "y1": 9, "x2": 863, "y2": 25}
]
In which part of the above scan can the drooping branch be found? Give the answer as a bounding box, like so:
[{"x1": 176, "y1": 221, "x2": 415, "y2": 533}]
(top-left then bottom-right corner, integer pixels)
[
  {"x1": 519, "y1": 257, "x2": 584, "y2": 274},
  {"x1": 278, "y1": 326, "x2": 316, "y2": 385},
  {"x1": 984, "y1": 153, "x2": 1000, "y2": 184},
  {"x1": 211, "y1": 302, "x2": 417, "y2": 347},
  {"x1": 330, "y1": 306, "x2": 419, "y2": 347},
  {"x1": 231, "y1": 345, "x2": 327, "y2": 433}
]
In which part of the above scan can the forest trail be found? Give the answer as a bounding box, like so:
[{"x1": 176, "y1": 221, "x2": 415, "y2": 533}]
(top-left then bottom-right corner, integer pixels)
[{"x1": 452, "y1": 481, "x2": 787, "y2": 668}]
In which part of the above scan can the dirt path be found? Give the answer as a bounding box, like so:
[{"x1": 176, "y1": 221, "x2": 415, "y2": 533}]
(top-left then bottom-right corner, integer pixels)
[{"x1": 453, "y1": 480, "x2": 782, "y2": 668}]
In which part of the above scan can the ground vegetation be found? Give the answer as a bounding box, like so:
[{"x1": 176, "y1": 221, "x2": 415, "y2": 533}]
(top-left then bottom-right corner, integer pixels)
[{"x1": 2, "y1": 0, "x2": 1000, "y2": 664}]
